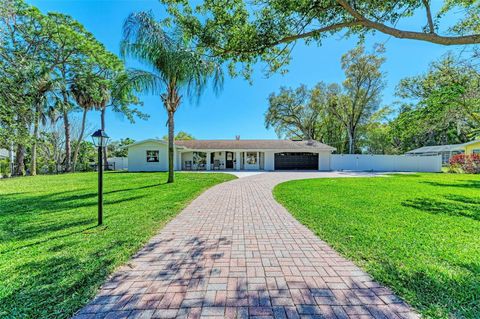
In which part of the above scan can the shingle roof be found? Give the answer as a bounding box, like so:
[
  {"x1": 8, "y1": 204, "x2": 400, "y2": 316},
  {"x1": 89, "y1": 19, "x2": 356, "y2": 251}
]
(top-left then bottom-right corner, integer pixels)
[
  {"x1": 406, "y1": 140, "x2": 480, "y2": 154},
  {"x1": 174, "y1": 139, "x2": 335, "y2": 151}
]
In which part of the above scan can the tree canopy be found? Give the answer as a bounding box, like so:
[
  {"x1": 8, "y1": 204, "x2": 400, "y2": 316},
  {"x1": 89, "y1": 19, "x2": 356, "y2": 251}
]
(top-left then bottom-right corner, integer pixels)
[
  {"x1": 162, "y1": 131, "x2": 195, "y2": 141},
  {"x1": 0, "y1": 0, "x2": 143, "y2": 175},
  {"x1": 161, "y1": 0, "x2": 480, "y2": 76}
]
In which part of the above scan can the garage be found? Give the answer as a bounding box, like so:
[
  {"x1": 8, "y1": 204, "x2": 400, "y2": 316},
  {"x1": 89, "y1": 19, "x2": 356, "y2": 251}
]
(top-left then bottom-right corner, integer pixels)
[{"x1": 274, "y1": 152, "x2": 319, "y2": 170}]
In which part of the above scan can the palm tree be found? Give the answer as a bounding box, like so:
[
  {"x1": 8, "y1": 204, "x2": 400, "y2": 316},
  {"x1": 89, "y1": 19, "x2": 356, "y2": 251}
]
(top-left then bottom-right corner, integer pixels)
[
  {"x1": 30, "y1": 72, "x2": 56, "y2": 176},
  {"x1": 121, "y1": 11, "x2": 223, "y2": 183},
  {"x1": 70, "y1": 73, "x2": 110, "y2": 172}
]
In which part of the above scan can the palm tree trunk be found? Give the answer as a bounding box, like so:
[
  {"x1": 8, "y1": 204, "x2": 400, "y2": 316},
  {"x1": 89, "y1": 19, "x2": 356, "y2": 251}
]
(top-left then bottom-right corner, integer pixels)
[
  {"x1": 167, "y1": 110, "x2": 175, "y2": 183},
  {"x1": 72, "y1": 107, "x2": 88, "y2": 172},
  {"x1": 62, "y1": 90, "x2": 72, "y2": 172},
  {"x1": 101, "y1": 107, "x2": 108, "y2": 169},
  {"x1": 15, "y1": 144, "x2": 26, "y2": 176},
  {"x1": 30, "y1": 105, "x2": 40, "y2": 176}
]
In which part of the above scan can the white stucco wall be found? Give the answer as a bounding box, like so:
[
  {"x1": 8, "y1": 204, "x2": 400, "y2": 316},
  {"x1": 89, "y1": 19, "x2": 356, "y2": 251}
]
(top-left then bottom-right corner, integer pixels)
[
  {"x1": 264, "y1": 152, "x2": 275, "y2": 171},
  {"x1": 127, "y1": 142, "x2": 181, "y2": 172}
]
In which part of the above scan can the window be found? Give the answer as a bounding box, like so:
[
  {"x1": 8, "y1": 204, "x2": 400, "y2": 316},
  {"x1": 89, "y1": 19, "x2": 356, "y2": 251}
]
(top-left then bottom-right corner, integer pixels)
[
  {"x1": 473, "y1": 149, "x2": 480, "y2": 154},
  {"x1": 246, "y1": 152, "x2": 257, "y2": 164},
  {"x1": 146, "y1": 150, "x2": 159, "y2": 162},
  {"x1": 193, "y1": 152, "x2": 207, "y2": 168},
  {"x1": 441, "y1": 152, "x2": 450, "y2": 164}
]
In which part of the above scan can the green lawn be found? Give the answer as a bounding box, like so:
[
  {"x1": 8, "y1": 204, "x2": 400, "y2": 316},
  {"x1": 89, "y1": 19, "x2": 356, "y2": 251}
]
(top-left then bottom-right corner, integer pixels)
[
  {"x1": 274, "y1": 173, "x2": 480, "y2": 319},
  {"x1": 0, "y1": 172, "x2": 235, "y2": 319}
]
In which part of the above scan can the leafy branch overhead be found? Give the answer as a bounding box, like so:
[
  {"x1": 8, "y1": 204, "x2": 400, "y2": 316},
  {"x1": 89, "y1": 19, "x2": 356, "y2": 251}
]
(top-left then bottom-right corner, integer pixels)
[{"x1": 161, "y1": 0, "x2": 480, "y2": 76}]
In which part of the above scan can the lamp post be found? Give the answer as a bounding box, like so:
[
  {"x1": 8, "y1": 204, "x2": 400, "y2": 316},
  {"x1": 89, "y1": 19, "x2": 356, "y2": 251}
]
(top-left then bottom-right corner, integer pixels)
[{"x1": 91, "y1": 129, "x2": 109, "y2": 226}]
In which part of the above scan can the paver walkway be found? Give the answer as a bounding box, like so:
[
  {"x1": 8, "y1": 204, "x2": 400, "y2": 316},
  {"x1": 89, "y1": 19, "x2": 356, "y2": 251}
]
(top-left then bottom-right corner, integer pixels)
[{"x1": 74, "y1": 172, "x2": 419, "y2": 319}]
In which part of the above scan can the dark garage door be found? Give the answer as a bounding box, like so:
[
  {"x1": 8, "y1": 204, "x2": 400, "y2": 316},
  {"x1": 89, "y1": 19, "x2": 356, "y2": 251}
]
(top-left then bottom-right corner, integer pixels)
[{"x1": 274, "y1": 152, "x2": 319, "y2": 170}]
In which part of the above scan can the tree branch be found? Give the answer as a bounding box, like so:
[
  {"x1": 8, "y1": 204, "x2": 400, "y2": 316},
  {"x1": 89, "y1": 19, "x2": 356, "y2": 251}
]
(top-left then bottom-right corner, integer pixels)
[
  {"x1": 268, "y1": 21, "x2": 361, "y2": 46},
  {"x1": 422, "y1": 0, "x2": 435, "y2": 34},
  {"x1": 335, "y1": 0, "x2": 480, "y2": 45}
]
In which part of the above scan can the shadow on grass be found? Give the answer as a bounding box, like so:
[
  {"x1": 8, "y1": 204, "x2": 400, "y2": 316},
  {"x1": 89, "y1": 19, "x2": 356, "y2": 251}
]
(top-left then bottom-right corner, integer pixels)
[
  {"x1": 0, "y1": 225, "x2": 98, "y2": 254},
  {"x1": 0, "y1": 182, "x2": 166, "y2": 244},
  {"x1": 0, "y1": 183, "x2": 163, "y2": 214},
  {"x1": 421, "y1": 180, "x2": 480, "y2": 189},
  {"x1": 0, "y1": 239, "x2": 126, "y2": 319},
  {"x1": 402, "y1": 195, "x2": 480, "y2": 221},
  {"x1": 373, "y1": 259, "x2": 480, "y2": 318}
]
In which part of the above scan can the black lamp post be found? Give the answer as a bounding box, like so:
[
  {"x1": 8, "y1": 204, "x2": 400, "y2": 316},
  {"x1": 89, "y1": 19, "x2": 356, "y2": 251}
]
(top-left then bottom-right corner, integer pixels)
[{"x1": 91, "y1": 129, "x2": 109, "y2": 226}]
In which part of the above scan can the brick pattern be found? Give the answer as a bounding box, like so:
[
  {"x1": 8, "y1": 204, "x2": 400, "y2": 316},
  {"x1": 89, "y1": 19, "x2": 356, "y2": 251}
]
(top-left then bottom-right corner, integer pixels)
[{"x1": 74, "y1": 172, "x2": 420, "y2": 319}]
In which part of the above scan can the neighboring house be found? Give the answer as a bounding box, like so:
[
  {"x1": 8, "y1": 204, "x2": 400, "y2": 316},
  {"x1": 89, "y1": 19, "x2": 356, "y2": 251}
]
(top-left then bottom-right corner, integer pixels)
[
  {"x1": 0, "y1": 148, "x2": 9, "y2": 160},
  {"x1": 406, "y1": 139, "x2": 480, "y2": 164},
  {"x1": 0, "y1": 148, "x2": 14, "y2": 161},
  {"x1": 127, "y1": 139, "x2": 336, "y2": 172}
]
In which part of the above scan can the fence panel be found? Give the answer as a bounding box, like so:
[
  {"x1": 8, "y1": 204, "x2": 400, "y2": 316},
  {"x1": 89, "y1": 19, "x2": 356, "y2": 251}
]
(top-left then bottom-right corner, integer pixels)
[
  {"x1": 331, "y1": 154, "x2": 442, "y2": 172},
  {"x1": 107, "y1": 157, "x2": 128, "y2": 171}
]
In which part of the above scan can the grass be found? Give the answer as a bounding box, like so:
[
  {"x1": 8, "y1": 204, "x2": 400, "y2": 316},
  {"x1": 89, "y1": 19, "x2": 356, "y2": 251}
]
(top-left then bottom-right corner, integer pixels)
[
  {"x1": 0, "y1": 172, "x2": 235, "y2": 319},
  {"x1": 273, "y1": 173, "x2": 480, "y2": 319}
]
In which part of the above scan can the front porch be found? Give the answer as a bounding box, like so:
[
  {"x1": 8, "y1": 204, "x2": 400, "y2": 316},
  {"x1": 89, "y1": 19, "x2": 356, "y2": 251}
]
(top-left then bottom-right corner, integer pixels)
[{"x1": 181, "y1": 151, "x2": 265, "y2": 171}]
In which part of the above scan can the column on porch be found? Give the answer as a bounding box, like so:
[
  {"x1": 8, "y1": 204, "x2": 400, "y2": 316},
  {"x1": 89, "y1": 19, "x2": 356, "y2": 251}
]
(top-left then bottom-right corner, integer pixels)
[
  {"x1": 235, "y1": 151, "x2": 241, "y2": 170},
  {"x1": 206, "y1": 152, "x2": 211, "y2": 170}
]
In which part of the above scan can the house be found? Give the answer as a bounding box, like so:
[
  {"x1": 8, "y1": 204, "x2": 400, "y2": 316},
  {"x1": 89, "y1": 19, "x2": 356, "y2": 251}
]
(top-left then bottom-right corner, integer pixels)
[
  {"x1": 406, "y1": 139, "x2": 480, "y2": 164},
  {"x1": 0, "y1": 148, "x2": 9, "y2": 160},
  {"x1": 127, "y1": 139, "x2": 336, "y2": 172},
  {"x1": 0, "y1": 148, "x2": 14, "y2": 161}
]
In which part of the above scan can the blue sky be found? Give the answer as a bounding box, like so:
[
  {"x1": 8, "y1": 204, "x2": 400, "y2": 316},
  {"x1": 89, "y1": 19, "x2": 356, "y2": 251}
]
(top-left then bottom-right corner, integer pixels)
[{"x1": 29, "y1": 0, "x2": 462, "y2": 141}]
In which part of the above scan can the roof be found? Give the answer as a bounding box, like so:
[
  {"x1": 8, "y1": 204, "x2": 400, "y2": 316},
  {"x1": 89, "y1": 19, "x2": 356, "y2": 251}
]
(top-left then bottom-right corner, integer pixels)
[
  {"x1": 0, "y1": 148, "x2": 11, "y2": 158},
  {"x1": 128, "y1": 139, "x2": 335, "y2": 151},
  {"x1": 406, "y1": 139, "x2": 480, "y2": 154},
  {"x1": 174, "y1": 139, "x2": 335, "y2": 151}
]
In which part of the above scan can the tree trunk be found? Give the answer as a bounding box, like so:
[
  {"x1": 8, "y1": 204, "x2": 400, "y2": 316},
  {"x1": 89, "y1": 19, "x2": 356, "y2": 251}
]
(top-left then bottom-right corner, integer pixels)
[
  {"x1": 167, "y1": 110, "x2": 175, "y2": 183},
  {"x1": 72, "y1": 107, "x2": 88, "y2": 172},
  {"x1": 347, "y1": 129, "x2": 355, "y2": 154},
  {"x1": 101, "y1": 108, "x2": 108, "y2": 169},
  {"x1": 62, "y1": 91, "x2": 71, "y2": 172},
  {"x1": 15, "y1": 144, "x2": 26, "y2": 176},
  {"x1": 30, "y1": 105, "x2": 40, "y2": 176}
]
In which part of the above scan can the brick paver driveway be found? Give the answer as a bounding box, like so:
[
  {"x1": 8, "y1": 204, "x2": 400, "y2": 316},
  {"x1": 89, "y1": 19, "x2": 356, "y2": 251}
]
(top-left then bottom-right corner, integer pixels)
[{"x1": 75, "y1": 172, "x2": 419, "y2": 319}]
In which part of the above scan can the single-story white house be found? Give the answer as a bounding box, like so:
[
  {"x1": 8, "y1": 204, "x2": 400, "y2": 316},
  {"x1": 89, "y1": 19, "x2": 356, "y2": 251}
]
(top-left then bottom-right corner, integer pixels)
[{"x1": 127, "y1": 139, "x2": 336, "y2": 172}]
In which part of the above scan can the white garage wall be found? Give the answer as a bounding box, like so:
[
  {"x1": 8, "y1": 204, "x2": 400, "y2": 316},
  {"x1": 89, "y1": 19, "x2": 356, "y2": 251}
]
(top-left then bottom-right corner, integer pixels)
[{"x1": 331, "y1": 154, "x2": 442, "y2": 172}]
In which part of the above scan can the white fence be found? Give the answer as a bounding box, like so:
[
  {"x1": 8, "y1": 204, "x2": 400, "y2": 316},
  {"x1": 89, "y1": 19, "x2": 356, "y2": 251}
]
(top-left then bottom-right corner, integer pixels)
[
  {"x1": 330, "y1": 154, "x2": 442, "y2": 172},
  {"x1": 107, "y1": 157, "x2": 128, "y2": 171}
]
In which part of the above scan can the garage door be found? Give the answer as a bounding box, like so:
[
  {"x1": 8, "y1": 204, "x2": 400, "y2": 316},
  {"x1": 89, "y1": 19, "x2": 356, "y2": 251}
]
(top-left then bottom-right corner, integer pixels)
[{"x1": 274, "y1": 152, "x2": 319, "y2": 170}]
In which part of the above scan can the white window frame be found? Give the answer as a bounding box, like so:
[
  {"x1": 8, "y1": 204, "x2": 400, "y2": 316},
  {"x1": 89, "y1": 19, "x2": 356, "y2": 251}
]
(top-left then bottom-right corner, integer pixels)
[
  {"x1": 245, "y1": 152, "x2": 259, "y2": 170},
  {"x1": 146, "y1": 150, "x2": 159, "y2": 162}
]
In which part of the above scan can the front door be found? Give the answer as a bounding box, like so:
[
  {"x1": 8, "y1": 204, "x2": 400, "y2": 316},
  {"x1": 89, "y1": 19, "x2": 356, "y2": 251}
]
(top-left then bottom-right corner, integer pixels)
[{"x1": 225, "y1": 152, "x2": 234, "y2": 169}]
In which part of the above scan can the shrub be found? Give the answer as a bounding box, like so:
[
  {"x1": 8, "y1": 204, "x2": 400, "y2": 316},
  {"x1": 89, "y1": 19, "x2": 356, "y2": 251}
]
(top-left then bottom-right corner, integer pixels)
[
  {"x1": 449, "y1": 154, "x2": 480, "y2": 174},
  {"x1": 0, "y1": 159, "x2": 11, "y2": 177}
]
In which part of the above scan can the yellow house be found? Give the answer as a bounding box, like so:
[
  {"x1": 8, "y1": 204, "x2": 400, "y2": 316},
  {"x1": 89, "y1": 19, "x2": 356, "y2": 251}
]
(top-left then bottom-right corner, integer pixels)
[
  {"x1": 406, "y1": 139, "x2": 480, "y2": 164},
  {"x1": 464, "y1": 140, "x2": 480, "y2": 155}
]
